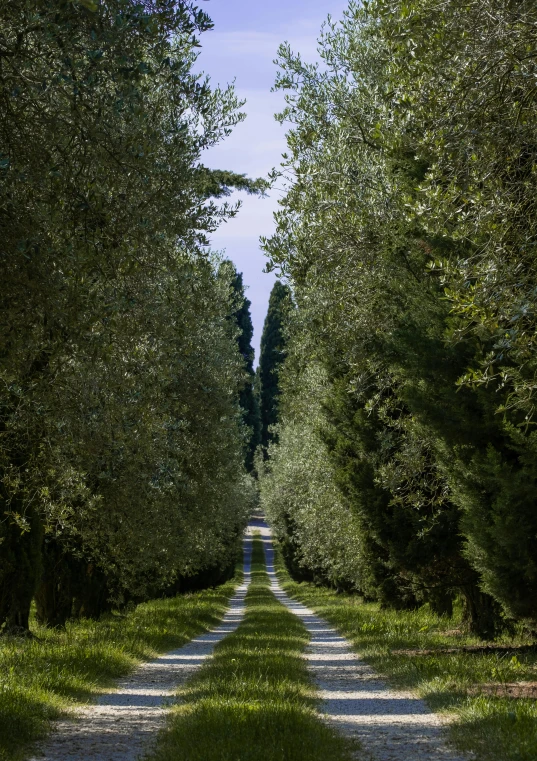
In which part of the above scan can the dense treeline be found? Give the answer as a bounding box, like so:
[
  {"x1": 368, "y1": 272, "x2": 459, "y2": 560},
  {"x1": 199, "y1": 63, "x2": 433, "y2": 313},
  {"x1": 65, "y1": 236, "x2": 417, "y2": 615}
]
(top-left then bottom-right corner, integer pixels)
[
  {"x1": 0, "y1": 1, "x2": 260, "y2": 632},
  {"x1": 221, "y1": 260, "x2": 260, "y2": 472},
  {"x1": 256, "y1": 280, "x2": 291, "y2": 456},
  {"x1": 261, "y1": 0, "x2": 537, "y2": 637}
]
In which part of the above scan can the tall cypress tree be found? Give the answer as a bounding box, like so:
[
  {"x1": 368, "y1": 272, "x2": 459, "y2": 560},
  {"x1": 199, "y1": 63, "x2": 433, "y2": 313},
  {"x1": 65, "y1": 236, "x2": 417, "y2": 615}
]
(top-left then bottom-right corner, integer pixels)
[
  {"x1": 257, "y1": 281, "x2": 291, "y2": 454},
  {"x1": 223, "y1": 262, "x2": 260, "y2": 471}
]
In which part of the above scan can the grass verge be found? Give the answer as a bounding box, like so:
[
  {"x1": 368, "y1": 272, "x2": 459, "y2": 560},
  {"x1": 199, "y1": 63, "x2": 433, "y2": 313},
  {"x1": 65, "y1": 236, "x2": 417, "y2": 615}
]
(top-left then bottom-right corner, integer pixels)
[
  {"x1": 273, "y1": 547, "x2": 537, "y2": 761},
  {"x1": 146, "y1": 534, "x2": 357, "y2": 761},
  {"x1": 0, "y1": 575, "x2": 239, "y2": 761}
]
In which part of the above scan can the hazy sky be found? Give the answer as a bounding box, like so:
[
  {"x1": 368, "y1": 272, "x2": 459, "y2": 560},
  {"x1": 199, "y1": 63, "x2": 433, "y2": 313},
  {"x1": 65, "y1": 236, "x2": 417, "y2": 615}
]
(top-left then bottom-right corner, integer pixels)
[{"x1": 196, "y1": 0, "x2": 348, "y2": 363}]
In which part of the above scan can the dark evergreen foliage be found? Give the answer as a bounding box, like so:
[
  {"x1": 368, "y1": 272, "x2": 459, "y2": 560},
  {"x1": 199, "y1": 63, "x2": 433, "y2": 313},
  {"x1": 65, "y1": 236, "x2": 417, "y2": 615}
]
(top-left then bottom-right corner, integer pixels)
[
  {"x1": 261, "y1": 0, "x2": 537, "y2": 638},
  {"x1": 225, "y1": 262, "x2": 261, "y2": 471},
  {"x1": 0, "y1": 505, "x2": 42, "y2": 633},
  {"x1": 35, "y1": 538, "x2": 113, "y2": 628},
  {"x1": 257, "y1": 281, "x2": 292, "y2": 454}
]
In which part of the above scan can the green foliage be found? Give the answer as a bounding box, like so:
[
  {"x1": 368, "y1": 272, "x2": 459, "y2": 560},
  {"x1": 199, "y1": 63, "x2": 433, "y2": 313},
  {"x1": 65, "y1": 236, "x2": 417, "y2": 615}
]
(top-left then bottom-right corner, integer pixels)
[
  {"x1": 260, "y1": 360, "x2": 364, "y2": 590},
  {"x1": 220, "y1": 261, "x2": 261, "y2": 472},
  {"x1": 0, "y1": 0, "x2": 256, "y2": 630},
  {"x1": 147, "y1": 534, "x2": 356, "y2": 761},
  {"x1": 0, "y1": 576, "x2": 239, "y2": 761},
  {"x1": 373, "y1": 0, "x2": 537, "y2": 417},
  {"x1": 453, "y1": 437, "x2": 537, "y2": 624},
  {"x1": 260, "y1": 0, "x2": 537, "y2": 634},
  {"x1": 257, "y1": 281, "x2": 292, "y2": 454}
]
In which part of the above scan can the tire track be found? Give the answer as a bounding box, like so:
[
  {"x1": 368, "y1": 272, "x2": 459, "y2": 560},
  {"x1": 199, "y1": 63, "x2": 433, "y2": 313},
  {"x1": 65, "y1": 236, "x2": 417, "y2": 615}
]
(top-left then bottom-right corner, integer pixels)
[
  {"x1": 254, "y1": 515, "x2": 468, "y2": 761},
  {"x1": 30, "y1": 529, "x2": 254, "y2": 761}
]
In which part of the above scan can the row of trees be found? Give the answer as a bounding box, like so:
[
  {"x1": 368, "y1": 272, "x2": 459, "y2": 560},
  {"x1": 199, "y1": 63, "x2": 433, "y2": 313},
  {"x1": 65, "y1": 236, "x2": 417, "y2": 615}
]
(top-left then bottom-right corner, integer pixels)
[
  {"x1": 260, "y1": 0, "x2": 537, "y2": 637},
  {"x1": 257, "y1": 281, "x2": 291, "y2": 455},
  {"x1": 0, "y1": 1, "x2": 260, "y2": 632}
]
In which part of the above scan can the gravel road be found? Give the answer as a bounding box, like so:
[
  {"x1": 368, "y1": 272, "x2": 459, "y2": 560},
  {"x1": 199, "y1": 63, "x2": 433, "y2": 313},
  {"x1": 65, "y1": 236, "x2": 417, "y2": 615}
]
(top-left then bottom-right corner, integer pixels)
[
  {"x1": 29, "y1": 531, "x2": 253, "y2": 761},
  {"x1": 30, "y1": 517, "x2": 469, "y2": 761},
  {"x1": 254, "y1": 515, "x2": 469, "y2": 761}
]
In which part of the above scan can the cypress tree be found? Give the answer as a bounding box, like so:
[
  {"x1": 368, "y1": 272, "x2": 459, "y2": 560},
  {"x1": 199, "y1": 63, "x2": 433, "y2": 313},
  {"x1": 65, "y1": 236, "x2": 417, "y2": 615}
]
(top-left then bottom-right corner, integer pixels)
[
  {"x1": 257, "y1": 281, "x2": 291, "y2": 454},
  {"x1": 226, "y1": 263, "x2": 260, "y2": 471}
]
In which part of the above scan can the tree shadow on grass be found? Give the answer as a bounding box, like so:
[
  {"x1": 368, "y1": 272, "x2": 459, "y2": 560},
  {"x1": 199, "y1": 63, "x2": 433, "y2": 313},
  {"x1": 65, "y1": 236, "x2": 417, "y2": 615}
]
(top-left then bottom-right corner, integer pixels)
[
  {"x1": 449, "y1": 701, "x2": 537, "y2": 761},
  {"x1": 0, "y1": 689, "x2": 61, "y2": 761}
]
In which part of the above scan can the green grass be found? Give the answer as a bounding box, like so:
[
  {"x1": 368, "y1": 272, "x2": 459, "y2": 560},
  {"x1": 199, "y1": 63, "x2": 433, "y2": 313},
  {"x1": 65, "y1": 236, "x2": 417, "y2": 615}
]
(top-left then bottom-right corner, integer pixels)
[
  {"x1": 274, "y1": 548, "x2": 537, "y2": 761},
  {"x1": 0, "y1": 576, "x2": 239, "y2": 761},
  {"x1": 146, "y1": 534, "x2": 357, "y2": 761}
]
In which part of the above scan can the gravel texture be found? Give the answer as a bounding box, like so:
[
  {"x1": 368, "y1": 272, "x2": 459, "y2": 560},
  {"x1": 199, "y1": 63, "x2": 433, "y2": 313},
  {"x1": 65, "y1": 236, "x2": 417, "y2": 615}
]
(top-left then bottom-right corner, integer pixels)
[
  {"x1": 29, "y1": 531, "x2": 253, "y2": 761},
  {"x1": 30, "y1": 518, "x2": 469, "y2": 761},
  {"x1": 255, "y1": 516, "x2": 469, "y2": 761}
]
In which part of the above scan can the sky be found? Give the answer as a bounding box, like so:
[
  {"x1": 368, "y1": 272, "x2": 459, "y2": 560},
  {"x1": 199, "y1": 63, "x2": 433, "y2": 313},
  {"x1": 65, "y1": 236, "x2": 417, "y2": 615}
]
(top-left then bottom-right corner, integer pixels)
[{"x1": 195, "y1": 0, "x2": 349, "y2": 364}]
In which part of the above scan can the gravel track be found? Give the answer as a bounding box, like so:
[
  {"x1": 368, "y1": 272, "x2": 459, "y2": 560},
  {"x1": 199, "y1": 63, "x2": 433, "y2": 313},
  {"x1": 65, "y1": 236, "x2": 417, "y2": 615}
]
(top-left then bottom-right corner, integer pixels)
[
  {"x1": 30, "y1": 517, "x2": 469, "y2": 761},
  {"x1": 253, "y1": 515, "x2": 468, "y2": 761},
  {"x1": 30, "y1": 531, "x2": 253, "y2": 761}
]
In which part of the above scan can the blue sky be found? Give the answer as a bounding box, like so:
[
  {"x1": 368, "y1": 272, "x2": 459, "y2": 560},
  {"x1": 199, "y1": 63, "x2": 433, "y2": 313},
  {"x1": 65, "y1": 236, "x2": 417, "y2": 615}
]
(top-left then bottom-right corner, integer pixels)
[{"x1": 196, "y1": 0, "x2": 349, "y2": 363}]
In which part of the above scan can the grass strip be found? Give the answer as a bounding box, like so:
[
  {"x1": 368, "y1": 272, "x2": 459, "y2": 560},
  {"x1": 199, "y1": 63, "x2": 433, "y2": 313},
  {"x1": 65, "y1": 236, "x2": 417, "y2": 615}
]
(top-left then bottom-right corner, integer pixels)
[
  {"x1": 0, "y1": 574, "x2": 240, "y2": 761},
  {"x1": 273, "y1": 546, "x2": 537, "y2": 761},
  {"x1": 147, "y1": 534, "x2": 357, "y2": 761}
]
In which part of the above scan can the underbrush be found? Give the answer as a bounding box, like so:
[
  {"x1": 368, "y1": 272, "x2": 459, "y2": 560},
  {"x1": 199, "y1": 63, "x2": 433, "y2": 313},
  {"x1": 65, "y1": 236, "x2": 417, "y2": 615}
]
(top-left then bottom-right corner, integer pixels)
[
  {"x1": 0, "y1": 577, "x2": 239, "y2": 761},
  {"x1": 147, "y1": 534, "x2": 357, "y2": 761},
  {"x1": 275, "y1": 548, "x2": 537, "y2": 761}
]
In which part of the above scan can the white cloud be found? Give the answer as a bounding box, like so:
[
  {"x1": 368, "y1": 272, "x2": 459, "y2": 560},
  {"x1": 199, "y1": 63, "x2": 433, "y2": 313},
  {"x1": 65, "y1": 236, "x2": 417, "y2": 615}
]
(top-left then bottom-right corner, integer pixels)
[
  {"x1": 202, "y1": 29, "x2": 320, "y2": 60},
  {"x1": 214, "y1": 192, "x2": 279, "y2": 241},
  {"x1": 203, "y1": 90, "x2": 287, "y2": 177}
]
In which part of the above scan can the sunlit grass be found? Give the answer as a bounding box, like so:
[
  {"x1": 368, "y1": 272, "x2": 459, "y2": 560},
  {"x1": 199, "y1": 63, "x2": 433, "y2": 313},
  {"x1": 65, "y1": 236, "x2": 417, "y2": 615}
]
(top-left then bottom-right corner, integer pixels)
[
  {"x1": 275, "y1": 547, "x2": 537, "y2": 761},
  {"x1": 0, "y1": 577, "x2": 239, "y2": 761},
  {"x1": 147, "y1": 535, "x2": 357, "y2": 761}
]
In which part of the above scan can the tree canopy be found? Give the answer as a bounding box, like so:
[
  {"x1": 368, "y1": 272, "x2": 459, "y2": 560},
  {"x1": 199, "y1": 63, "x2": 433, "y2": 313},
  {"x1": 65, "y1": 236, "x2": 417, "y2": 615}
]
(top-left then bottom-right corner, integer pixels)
[
  {"x1": 257, "y1": 281, "x2": 292, "y2": 455},
  {"x1": 5, "y1": 0, "x2": 537, "y2": 642},
  {"x1": 0, "y1": 0, "x2": 259, "y2": 631},
  {"x1": 220, "y1": 260, "x2": 261, "y2": 472},
  {"x1": 260, "y1": 0, "x2": 537, "y2": 637}
]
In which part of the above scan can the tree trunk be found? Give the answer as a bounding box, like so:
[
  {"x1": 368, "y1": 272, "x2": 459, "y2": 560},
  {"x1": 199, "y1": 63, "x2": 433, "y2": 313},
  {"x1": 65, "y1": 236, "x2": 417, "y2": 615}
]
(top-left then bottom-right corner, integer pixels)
[
  {"x1": 72, "y1": 563, "x2": 112, "y2": 620},
  {"x1": 462, "y1": 582, "x2": 502, "y2": 639},
  {"x1": 429, "y1": 589, "x2": 454, "y2": 619},
  {"x1": 0, "y1": 503, "x2": 43, "y2": 634},
  {"x1": 35, "y1": 539, "x2": 74, "y2": 628}
]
